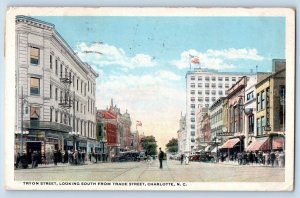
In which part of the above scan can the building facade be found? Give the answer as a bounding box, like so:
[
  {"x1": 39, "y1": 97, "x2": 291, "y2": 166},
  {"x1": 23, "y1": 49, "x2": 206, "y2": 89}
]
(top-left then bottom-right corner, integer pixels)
[
  {"x1": 177, "y1": 113, "x2": 186, "y2": 154},
  {"x1": 209, "y1": 97, "x2": 225, "y2": 148},
  {"x1": 249, "y1": 60, "x2": 286, "y2": 152},
  {"x1": 195, "y1": 107, "x2": 208, "y2": 149},
  {"x1": 185, "y1": 67, "x2": 251, "y2": 152},
  {"x1": 15, "y1": 16, "x2": 98, "y2": 162},
  {"x1": 118, "y1": 110, "x2": 132, "y2": 151}
]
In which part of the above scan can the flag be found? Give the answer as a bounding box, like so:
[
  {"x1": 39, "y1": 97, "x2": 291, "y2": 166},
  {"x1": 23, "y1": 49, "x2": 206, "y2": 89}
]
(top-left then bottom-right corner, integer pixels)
[
  {"x1": 191, "y1": 56, "x2": 200, "y2": 64},
  {"x1": 136, "y1": 121, "x2": 142, "y2": 127}
]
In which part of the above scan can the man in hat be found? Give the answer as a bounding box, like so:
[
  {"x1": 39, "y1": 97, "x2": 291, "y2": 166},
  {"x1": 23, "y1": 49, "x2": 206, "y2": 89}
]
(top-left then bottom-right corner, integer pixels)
[{"x1": 158, "y1": 147, "x2": 164, "y2": 169}]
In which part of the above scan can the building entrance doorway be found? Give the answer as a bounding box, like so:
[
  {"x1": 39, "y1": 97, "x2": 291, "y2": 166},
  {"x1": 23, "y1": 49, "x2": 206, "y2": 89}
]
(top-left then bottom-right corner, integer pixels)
[{"x1": 27, "y1": 142, "x2": 42, "y2": 164}]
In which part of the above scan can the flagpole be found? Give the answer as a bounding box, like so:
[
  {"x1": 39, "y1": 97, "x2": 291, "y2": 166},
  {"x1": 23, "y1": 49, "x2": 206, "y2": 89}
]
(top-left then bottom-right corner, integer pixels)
[{"x1": 189, "y1": 54, "x2": 192, "y2": 70}]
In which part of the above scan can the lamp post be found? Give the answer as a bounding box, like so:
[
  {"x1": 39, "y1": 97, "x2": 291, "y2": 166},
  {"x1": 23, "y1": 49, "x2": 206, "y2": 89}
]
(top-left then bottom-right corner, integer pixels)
[
  {"x1": 69, "y1": 131, "x2": 79, "y2": 150},
  {"x1": 15, "y1": 130, "x2": 29, "y2": 154},
  {"x1": 18, "y1": 86, "x2": 28, "y2": 155}
]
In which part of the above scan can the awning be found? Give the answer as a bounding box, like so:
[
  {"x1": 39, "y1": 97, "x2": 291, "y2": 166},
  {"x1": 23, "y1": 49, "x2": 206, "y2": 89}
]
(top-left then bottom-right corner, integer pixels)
[
  {"x1": 220, "y1": 138, "x2": 240, "y2": 149},
  {"x1": 247, "y1": 137, "x2": 269, "y2": 151},
  {"x1": 272, "y1": 137, "x2": 284, "y2": 150}
]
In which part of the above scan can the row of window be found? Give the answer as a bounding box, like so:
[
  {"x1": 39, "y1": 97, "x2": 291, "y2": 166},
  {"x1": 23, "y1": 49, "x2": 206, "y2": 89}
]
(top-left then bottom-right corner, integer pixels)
[
  {"x1": 49, "y1": 107, "x2": 96, "y2": 138},
  {"x1": 50, "y1": 54, "x2": 95, "y2": 96},
  {"x1": 190, "y1": 83, "x2": 232, "y2": 89},
  {"x1": 190, "y1": 103, "x2": 210, "y2": 109},
  {"x1": 229, "y1": 104, "x2": 244, "y2": 133},
  {"x1": 190, "y1": 97, "x2": 217, "y2": 103},
  {"x1": 211, "y1": 109, "x2": 223, "y2": 124},
  {"x1": 190, "y1": 76, "x2": 241, "y2": 82},
  {"x1": 29, "y1": 47, "x2": 95, "y2": 97},
  {"x1": 246, "y1": 91, "x2": 254, "y2": 101},
  {"x1": 49, "y1": 83, "x2": 95, "y2": 115},
  {"x1": 257, "y1": 88, "x2": 269, "y2": 112},
  {"x1": 190, "y1": 90, "x2": 226, "y2": 96},
  {"x1": 256, "y1": 116, "x2": 266, "y2": 136}
]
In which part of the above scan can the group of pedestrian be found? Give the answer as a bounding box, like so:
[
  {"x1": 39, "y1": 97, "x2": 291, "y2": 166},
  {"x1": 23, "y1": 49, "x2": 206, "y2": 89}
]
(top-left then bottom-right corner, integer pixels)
[
  {"x1": 67, "y1": 149, "x2": 86, "y2": 165},
  {"x1": 15, "y1": 150, "x2": 42, "y2": 169},
  {"x1": 219, "y1": 150, "x2": 285, "y2": 167},
  {"x1": 180, "y1": 154, "x2": 190, "y2": 165}
]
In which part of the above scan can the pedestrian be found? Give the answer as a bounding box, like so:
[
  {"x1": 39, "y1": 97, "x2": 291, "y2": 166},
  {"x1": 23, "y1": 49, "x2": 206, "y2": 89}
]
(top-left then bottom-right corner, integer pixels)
[
  {"x1": 73, "y1": 150, "x2": 78, "y2": 165},
  {"x1": 237, "y1": 152, "x2": 242, "y2": 165},
  {"x1": 249, "y1": 151, "x2": 254, "y2": 165},
  {"x1": 278, "y1": 151, "x2": 285, "y2": 167},
  {"x1": 64, "y1": 150, "x2": 68, "y2": 164},
  {"x1": 270, "y1": 150, "x2": 276, "y2": 167},
  {"x1": 158, "y1": 147, "x2": 164, "y2": 169},
  {"x1": 31, "y1": 151, "x2": 38, "y2": 168},
  {"x1": 53, "y1": 150, "x2": 58, "y2": 166},
  {"x1": 58, "y1": 150, "x2": 62, "y2": 163},
  {"x1": 180, "y1": 154, "x2": 184, "y2": 165},
  {"x1": 185, "y1": 154, "x2": 189, "y2": 165}
]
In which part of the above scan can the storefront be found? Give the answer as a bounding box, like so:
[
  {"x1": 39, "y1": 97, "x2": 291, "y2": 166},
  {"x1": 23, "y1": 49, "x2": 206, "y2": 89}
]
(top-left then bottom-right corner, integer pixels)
[
  {"x1": 246, "y1": 137, "x2": 270, "y2": 152},
  {"x1": 271, "y1": 136, "x2": 285, "y2": 151},
  {"x1": 220, "y1": 137, "x2": 244, "y2": 157}
]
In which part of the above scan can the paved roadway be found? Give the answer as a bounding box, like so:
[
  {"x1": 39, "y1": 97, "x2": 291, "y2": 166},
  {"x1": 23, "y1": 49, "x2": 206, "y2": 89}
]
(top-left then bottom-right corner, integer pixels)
[{"x1": 14, "y1": 159, "x2": 285, "y2": 182}]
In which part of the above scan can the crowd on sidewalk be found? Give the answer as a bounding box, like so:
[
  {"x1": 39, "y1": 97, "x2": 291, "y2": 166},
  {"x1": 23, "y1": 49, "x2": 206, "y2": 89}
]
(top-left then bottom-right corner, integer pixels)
[
  {"x1": 15, "y1": 149, "x2": 109, "y2": 169},
  {"x1": 218, "y1": 150, "x2": 285, "y2": 167}
]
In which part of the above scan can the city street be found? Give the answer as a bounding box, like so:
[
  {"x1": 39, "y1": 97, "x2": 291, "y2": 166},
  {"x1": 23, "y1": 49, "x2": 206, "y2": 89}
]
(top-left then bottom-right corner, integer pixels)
[{"x1": 15, "y1": 159, "x2": 285, "y2": 182}]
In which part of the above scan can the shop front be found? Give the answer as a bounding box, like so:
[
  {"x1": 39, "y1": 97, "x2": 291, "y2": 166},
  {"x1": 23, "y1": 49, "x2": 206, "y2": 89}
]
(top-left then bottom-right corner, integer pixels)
[
  {"x1": 220, "y1": 137, "x2": 244, "y2": 160},
  {"x1": 246, "y1": 137, "x2": 270, "y2": 152}
]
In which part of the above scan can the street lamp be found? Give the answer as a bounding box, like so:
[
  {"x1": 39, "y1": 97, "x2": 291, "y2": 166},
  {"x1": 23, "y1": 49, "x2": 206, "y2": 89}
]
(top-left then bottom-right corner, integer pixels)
[
  {"x1": 69, "y1": 131, "x2": 80, "y2": 150},
  {"x1": 15, "y1": 130, "x2": 29, "y2": 154},
  {"x1": 17, "y1": 86, "x2": 28, "y2": 155}
]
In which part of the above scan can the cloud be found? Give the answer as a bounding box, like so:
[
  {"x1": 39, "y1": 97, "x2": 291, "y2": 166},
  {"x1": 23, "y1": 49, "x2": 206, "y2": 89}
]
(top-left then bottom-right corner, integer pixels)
[
  {"x1": 156, "y1": 70, "x2": 181, "y2": 81},
  {"x1": 206, "y1": 48, "x2": 264, "y2": 60},
  {"x1": 95, "y1": 71, "x2": 185, "y2": 149},
  {"x1": 172, "y1": 48, "x2": 264, "y2": 70},
  {"x1": 76, "y1": 42, "x2": 157, "y2": 69}
]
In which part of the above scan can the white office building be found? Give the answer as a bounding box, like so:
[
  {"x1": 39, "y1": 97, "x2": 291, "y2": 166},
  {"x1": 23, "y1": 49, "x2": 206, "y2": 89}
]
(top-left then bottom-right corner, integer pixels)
[{"x1": 185, "y1": 67, "x2": 252, "y2": 152}]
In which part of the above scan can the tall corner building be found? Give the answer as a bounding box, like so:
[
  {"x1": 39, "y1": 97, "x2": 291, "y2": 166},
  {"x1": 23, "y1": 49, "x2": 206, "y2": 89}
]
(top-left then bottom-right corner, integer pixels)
[
  {"x1": 15, "y1": 16, "x2": 99, "y2": 158},
  {"x1": 185, "y1": 67, "x2": 253, "y2": 153}
]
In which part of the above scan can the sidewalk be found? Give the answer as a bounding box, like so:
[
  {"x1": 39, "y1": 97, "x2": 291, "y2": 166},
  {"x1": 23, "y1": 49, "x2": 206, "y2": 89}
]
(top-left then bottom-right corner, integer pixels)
[
  {"x1": 15, "y1": 161, "x2": 100, "y2": 170},
  {"x1": 209, "y1": 160, "x2": 285, "y2": 168}
]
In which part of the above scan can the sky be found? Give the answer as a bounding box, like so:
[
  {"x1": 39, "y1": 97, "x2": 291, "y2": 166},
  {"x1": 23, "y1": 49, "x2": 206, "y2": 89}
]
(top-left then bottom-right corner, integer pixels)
[{"x1": 36, "y1": 16, "x2": 285, "y2": 149}]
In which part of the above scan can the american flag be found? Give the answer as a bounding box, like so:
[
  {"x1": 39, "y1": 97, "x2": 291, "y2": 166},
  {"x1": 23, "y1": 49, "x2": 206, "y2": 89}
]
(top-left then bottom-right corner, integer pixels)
[
  {"x1": 190, "y1": 55, "x2": 200, "y2": 64},
  {"x1": 136, "y1": 121, "x2": 142, "y2": 127}
]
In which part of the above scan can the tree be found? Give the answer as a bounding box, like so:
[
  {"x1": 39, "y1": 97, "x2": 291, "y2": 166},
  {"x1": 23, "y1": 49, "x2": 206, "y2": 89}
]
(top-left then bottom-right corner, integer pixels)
[
  {"x1": 140, "y1": 136, "x2": 158, "y2": 156},
  {"x1": 166, "y1": 138, "x2": 178, "y2": 153}
]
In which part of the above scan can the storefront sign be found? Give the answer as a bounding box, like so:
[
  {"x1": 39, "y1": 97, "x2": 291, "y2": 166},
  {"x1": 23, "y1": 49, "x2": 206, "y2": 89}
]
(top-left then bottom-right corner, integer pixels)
[
  {"x1": 217, "y1": 132, "x2": 234, "y2": 136},
  {"x1": 67, "y1": 141, "x2": 73, "y2": 146},
  {"x1": 79, "y1": 142, "x2": 87, "y2": 147}
]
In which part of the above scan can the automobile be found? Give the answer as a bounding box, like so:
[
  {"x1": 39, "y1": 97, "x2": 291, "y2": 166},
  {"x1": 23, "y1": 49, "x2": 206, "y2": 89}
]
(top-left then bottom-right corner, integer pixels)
[
  {"x1": 137, "y1": 151, "x2": 147, "y2": 160},
  {"x1": 199, "y1": 152, "x2": 215, "y2": 162},
  {"x1": 189, "y1": 154, "x2": 200, "y2": 161}
]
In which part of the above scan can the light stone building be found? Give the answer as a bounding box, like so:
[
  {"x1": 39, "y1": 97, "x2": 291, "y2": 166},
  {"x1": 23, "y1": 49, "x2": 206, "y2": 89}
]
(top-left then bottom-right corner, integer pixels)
[
  {"x1": 177, "y1": 113, "x2": 186, "y2": 154},
  {"x1": 15, "y1": 16, "x2": 98, "y2": 160}
]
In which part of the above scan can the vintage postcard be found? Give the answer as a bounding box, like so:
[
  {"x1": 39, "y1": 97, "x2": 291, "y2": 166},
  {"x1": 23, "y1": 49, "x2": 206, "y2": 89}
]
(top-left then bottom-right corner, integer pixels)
[{"x1": 5, "y1": 7, "x2": 295, "y2": 191}]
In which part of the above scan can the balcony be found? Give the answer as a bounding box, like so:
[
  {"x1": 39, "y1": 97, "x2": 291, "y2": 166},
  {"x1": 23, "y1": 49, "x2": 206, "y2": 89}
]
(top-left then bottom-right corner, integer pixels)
[{"x1": 23, "y1": 120, "x2": 72, "y2": 133}]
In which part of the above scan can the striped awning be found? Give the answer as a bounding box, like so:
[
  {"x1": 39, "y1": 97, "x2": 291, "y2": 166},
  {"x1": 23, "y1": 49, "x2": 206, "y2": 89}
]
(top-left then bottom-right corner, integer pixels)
[
  {"x1": 221, "y1": 138, "x2": 240, "y2": 149},
  {"x1": 247, "y1": 137, "x2": 269, "y2": 151}
]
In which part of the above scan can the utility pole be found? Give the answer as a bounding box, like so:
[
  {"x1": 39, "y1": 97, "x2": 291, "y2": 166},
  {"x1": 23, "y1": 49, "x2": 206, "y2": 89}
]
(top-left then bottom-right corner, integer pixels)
[{"x1": 20, "y1": 86, "x2": 24, "y2": 154}]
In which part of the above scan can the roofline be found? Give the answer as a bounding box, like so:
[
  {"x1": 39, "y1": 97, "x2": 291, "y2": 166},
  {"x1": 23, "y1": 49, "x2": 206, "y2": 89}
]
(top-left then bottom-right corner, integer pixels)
[
  {"x1": 255, "y1": 68, "x2": 286, "y2": 88},
  {"x1": 16, "y1": 15, "x2": 99, "y2": 78}
]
